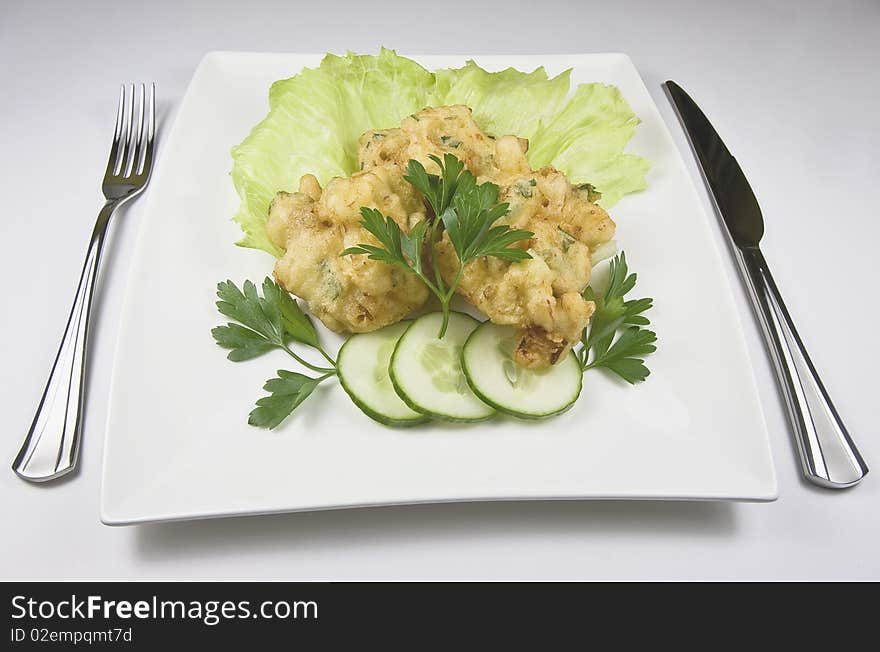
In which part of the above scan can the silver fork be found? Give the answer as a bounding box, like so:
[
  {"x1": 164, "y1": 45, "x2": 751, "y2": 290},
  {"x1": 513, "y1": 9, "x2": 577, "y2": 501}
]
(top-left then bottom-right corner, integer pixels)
[{"x1": 13, "y1": 84, "x2": 156, "y2": 482}]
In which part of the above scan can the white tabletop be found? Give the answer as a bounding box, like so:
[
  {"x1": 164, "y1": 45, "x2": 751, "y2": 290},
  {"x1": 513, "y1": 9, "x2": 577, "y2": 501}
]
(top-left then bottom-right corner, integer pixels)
[{"x1": 2, "y1": 0, "x2": 877, "y2": 581}]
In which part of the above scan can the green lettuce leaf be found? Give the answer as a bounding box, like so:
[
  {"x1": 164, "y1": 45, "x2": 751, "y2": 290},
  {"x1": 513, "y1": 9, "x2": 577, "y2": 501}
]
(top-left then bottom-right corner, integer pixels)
[
  {"x1": 431, "y1": 61, "x2": 570, "y2": 142},
  {"x1": 230, "y1": 50, "x2": 649, "y2": 256},
  {"x1": 230, "y1": 48, "x2": 434, "y2": 255},
  {"x1": 527, "y1": 83, "x2": 649, "y2": 207}
]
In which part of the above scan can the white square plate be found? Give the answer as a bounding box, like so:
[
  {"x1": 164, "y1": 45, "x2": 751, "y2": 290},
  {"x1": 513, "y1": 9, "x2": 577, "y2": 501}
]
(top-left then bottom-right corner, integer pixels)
[{"x1": 100, "y1": 52, "x2": 776, "y2": 525}]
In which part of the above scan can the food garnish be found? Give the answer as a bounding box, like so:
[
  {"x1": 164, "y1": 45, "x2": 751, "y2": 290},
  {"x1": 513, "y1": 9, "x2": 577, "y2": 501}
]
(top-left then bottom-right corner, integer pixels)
[
  {"x1": 388, "y1": 312, "x2": 495, "y2": 422},
  {"x1": 461, "y1": 321, "x2": 583, "y2": 418},
  {"x1": 579, "y1": 253, "x2": 656, "y2": 383},
  {"x1": 342, "y1": 153, "x2": 532, "y2": 338},
  {"x1": 211, "y1": 278, "x2": 337, "y2": 428},
  {"x1": 248, "y1": 371, "x2": 328, "y2": 429},
  {"x1": 336, "y1": 322, "x2": 429, "y2": 427},
  {"x1": 214, "y1": 51, "x2": 657, "y2": 429},
  {"x1": 211, "y1": 253, "x2": 656, "y2": 428},
  {"x1": 231, "y1": 50, "x2": 649, "y2": 257}
]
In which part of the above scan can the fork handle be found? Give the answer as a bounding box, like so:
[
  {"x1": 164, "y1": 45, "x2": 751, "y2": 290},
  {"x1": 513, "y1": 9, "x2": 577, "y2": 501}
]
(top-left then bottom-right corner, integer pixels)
[
  {"x1": 739, "y1": 246, "x2": 868, "y2": 488},
  {"x1": 12, "y1": 201, "x2": 116, "y2": 481}
]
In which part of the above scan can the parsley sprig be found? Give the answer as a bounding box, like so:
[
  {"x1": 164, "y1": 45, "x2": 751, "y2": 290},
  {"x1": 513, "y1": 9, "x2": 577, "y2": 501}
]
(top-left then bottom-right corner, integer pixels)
[
  {"x1": 579, "y1": 253, "x2": 657, "y2": 384},
  {"x1": 248, "y1": 370, "x2": 331, "y2": 429},
  {"x1": 211, "y1": 278, "x2": 336, "y2": 428},
  {"x1": 343, "y1": 153, "x2": 533, "y2": 338}
]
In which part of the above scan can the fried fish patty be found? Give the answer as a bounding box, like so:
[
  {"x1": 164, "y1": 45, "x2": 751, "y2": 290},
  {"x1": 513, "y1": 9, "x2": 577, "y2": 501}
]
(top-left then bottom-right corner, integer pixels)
[
  {"x1": 361, "y1": 105, "x2": 615, "y2": 367},
  {"x1": 267, "y1": 166, "x2": 429, "y2": 333},
  {"x1": 267, "y1": 105, "x2": 615, "y2": 364}
]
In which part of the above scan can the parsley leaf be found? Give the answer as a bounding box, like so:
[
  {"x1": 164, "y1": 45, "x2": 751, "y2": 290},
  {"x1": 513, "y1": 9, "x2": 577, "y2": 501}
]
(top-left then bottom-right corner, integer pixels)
[
  {"x1": 580, "y1": 252, "x2": 656, "y2": 383},
  {"x1": 443, "y1": 178, "x2": 532, "y2": 262},
  {"x1": 212, "y1": 279, "x2": 339, "y2": 428},
  {"x1": 404, "y1": 154, "x2": 467, "y2": 216},
  {"x1": 466, "y1": 225, "x2": 534, "y2": 261},
  {"x1": 216, "y1": 279, "x2": 278, "y2": 344},
  {"x1": 211, "y1": 323, "x2": 276, "y2": 362},
  {"x1": 346, "y1": 154, "x2": 533, "y2": 337},
  {"x1": 584, "y1": 327, "x2": 657, "y2": 384},
  {"x1": 341, "y1": 208, "x2": 430, "y2": 278},
  {"x1": 215, "y1": 278, "x2": 318, "y2": 349},
  {"x1": 260, "y1": 276, "x2": 320, "y2": 348},
  {"x1": 400, "y1": 220, "x2": 429, "y2": 275},
  {"x1": 582, "y1": 253, "x2": 652, "y2": 349},
  {"x1": 248, "y1": 370, "x2": 323, "y2": 429},
  {"x1": 212, "y1": 278, "x2": 335, "y2": 372}
]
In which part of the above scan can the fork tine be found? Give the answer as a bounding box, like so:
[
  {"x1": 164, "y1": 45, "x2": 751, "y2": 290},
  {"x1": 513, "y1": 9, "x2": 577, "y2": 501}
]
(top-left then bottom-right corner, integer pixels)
[
  {"x1": 104, "y1": 86, "x2": 125, "y2": 179},
  {"x1": 149, "y1": 83, "x2": 155, "y2": 141},
  {"x1": 115, "y1": 84, "x2": 134, "y2": 175},
  {"x1": 138, "y1": 83, "x2": 156, "y2": 176},
  {"x1": 127, "y1": 83, "x2": 145, "y2": 177}
]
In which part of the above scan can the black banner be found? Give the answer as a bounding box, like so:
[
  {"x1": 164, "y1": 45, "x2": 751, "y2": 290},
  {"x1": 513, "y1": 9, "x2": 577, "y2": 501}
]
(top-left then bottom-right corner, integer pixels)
[{"x1": 3, "y1": 582, "x2": 875, "y2": 647}]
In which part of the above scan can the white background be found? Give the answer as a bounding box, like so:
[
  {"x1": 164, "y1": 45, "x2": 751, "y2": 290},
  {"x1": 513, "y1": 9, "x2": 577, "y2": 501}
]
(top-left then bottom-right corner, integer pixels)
[{"x1": 1, "y1": 0, "x2": 877, "y2": 580}]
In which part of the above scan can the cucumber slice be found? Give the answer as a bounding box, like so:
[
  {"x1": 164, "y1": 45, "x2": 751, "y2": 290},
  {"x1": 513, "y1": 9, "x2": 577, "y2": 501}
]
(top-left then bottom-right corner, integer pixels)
[
  {"x1": 337, "y1": 322, "x2": 429, "y2": 427},
  {"x1": 462, "y1": 322, "x2": 582, "y2": 419},
  {"x1": 588, "y1": 256, "x2": 614, "y2": 298},
  {"x1": 591, "y1": 239, "x2": 618, "y2": 267},
  {"x1": 390, "y1": 312, "x2": 495, "y2": 422}
]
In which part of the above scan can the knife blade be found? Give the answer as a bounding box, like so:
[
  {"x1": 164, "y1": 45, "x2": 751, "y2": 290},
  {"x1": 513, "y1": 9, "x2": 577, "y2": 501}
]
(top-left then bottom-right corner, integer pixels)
[
  {"x1": 664, "y1": 80, "x2": 867, "y2": 489},
  {"x1": 664, "y1": 80, "x2": 764, "y2": 248}
]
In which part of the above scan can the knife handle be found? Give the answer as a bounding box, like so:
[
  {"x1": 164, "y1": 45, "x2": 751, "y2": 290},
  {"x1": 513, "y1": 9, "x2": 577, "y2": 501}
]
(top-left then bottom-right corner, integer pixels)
[{"x1": 738, "y1": 246, "x2": 867, "y2": 488}]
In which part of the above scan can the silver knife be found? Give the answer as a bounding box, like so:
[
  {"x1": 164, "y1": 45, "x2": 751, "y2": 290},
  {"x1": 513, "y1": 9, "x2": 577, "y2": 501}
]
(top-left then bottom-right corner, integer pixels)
[{"x1": 664, "y1": 80, "x2": 867, "y2": 489}]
